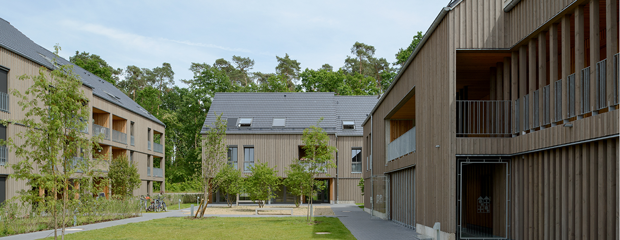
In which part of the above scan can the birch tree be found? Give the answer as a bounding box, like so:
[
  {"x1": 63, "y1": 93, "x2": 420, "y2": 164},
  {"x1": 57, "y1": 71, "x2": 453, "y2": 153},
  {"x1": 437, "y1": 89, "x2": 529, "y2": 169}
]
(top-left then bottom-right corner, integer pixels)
[
  {"x1": 300, "y1": 118, "x2": 336, "y2": 221},
  {"x1": 195, "y1": 113, "x2": 227, "y2": 218}
]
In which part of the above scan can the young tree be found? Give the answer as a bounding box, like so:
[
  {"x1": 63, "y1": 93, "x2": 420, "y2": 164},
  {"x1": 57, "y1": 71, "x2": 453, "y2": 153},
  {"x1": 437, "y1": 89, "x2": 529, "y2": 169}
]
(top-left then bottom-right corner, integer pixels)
[
  {"x1": 300, "y1": 118, "x2": 337, "y2": 221},
  {"x1": 283, "y1": 160, "x2": 312, "y2": 207},
  {"x1": 214, "y1": 165, "x2": 243, "y2": 207},
  {"x1": 109, "y1": 155, "x2": 141, "y2": 199},
  {"x1": 245, "y1": 160, "x2": 280, "y2": 208},
  {"x1": 196, "y1": 113, "x2": 227, "y2": 218},
  {"x1": 1, "y1": 45, "x2": 104, "y2": 239}
]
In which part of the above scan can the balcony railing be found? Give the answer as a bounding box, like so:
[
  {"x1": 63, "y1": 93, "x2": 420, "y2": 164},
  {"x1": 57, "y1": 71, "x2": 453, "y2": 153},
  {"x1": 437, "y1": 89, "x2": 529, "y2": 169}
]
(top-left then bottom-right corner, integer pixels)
[
  {"x1": 93, "y1": 124, "x2": 110, "y2": 140},
  {"x1": 112, "y1": 129, "x2": 127, "y2": 144},
  {"x1": 153, "y1": 142, "x2": 163, "y2": 153},
  {"x1": 543, "y1": 85, "x2": 550, "y2": 125},
  {"x1": 0, "y1": 145, "x2": 6, "y2": 166},
  {"x1": 533, "y1": 90, "x2": 540, "y2": 128},
  {"x1": 153, "y1": 167, "x2": 163, "y2": 178},
  {"x1": 524, "y1": 94, "x2": 529, "y2": 131},
  {"x1": 387, "y1": 127, "x2": 416, "y2": 161},
  {"x1": 580, "y1": 67, "x2": 591, "y2": 115},
  {"x1": 147, "y1": 167, "x2": 151, "y2": 177},
  {"x1": 148, "y1": 141, "x2": 151, "y2": 151},
  {"x1": 614, "y1": 53, "x2": 619, "y2": 106},
  {"x1": 457, "y1": 100, "x2": 511, "y2": 137},
  {"x1": 70, "y1": 157, "x2": 84, "y2": 173},
  {"x1": 596, "y1": 59, "x2": 607, "y2": 110},
  {"x1": 554, "y1": 79, "x2": 563, "y2": 122},
  {"x1": 130, "y1": 135, "x2": 135, "y2": 146},
  {"x1": 0, "y1": 91, "x2": 9, "y2": 113},
  {"x1": 351, "y1": 162, "x2": 362, "y2": 173},
  {"x1": 568, "y1": 73, "x2": 576, "y2": 118}
]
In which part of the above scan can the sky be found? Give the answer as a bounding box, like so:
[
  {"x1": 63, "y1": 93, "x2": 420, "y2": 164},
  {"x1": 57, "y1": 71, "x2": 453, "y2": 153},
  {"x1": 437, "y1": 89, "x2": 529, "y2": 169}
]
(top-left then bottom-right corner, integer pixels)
[{"x1": 3, "y1": 0, "x2": 449, "y2": 87}]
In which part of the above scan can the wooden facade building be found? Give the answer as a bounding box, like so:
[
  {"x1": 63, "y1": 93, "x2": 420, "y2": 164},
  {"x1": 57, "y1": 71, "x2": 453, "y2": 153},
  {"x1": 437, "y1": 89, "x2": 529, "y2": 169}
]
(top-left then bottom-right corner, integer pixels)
[
  {"x1": 0, "y1": 18, "x2": 166, "y2": 202},
  {"x1": 202, "y1": 92, "x2": 377, "y2": 204},
  {"x1": 362, "y1": 0, "x2": 618, "y2": 239}
]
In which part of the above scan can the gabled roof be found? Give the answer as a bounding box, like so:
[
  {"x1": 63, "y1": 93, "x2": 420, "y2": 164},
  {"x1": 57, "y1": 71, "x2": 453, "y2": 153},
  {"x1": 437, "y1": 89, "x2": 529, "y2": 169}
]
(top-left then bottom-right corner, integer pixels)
[
  {"x1": 201, "y1": 92, "x2": 378, "y2": 136},
  {"x1": 0, "y1": 18, "x2": 165, "y2": 127}
]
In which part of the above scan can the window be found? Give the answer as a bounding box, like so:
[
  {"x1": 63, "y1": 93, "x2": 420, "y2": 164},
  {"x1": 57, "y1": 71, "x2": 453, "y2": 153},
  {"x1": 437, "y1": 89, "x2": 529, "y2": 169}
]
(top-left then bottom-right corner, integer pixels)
[
  {"x1": 227, "y1": 147, "x2": 238, "y2": 169},
  {"x1": 238, "y1": 118, "x2": 252, "y2": 127},
  {"x1": 272, "y1": 118, "x2": 286, "y2": 127},
  {"x1": 0, "y1": 67, "x2": 8, "y2": 113},
  {"x1": 244, "y1": 147, "x2": 254, "y2": 171},
  {"x1": 352, "y1": 148, "x2": 362, "y2": 173},
  {"x1": 343, "y1": 120, "x2": 355, "y2": 129},
  {"x1": 130, "y1": 151, "x2": 134, "y2": 165}
]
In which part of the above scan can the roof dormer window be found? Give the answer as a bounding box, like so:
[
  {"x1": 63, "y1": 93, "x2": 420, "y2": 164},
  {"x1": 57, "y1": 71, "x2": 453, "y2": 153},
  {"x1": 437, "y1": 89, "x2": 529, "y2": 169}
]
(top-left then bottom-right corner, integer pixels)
[
  {"x1": 343, "y1": 120, "x2": 355, "y2": 129},
  {"x1": 238, "y1": 118, "x2": 253, "y2": 127},
  {"x1": 272, "y1": 118, "x2": 286, "y2": 127}
]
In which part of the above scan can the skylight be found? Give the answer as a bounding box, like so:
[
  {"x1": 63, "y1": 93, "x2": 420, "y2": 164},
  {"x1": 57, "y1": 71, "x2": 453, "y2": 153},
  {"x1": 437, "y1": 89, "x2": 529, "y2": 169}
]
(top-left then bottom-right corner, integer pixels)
[
  {"x1": 238, "y1": 118, "x2": 253, "y2": 127},
  {"x1": 272, "y1": 118, "x2": 286, "y2": 127},
  {"x1": 343, "y1": 121, "x2": 355, "y2": 129}
]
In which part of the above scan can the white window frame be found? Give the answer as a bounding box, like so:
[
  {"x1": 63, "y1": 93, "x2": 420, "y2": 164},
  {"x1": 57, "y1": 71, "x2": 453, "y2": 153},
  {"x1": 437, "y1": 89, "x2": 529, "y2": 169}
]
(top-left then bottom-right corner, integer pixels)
[
  {"x1": 343, "y1": 120, "x2": 355, "y2": 129},
  {"x1": 238, "y1": 118, "x2": 253, "y2": 127}
]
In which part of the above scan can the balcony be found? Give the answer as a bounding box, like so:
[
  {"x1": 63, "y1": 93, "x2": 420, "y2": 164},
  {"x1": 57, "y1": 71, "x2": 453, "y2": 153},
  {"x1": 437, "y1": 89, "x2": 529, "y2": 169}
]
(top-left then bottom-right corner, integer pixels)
[
  {"x1": 0, "y1": 91, "x2": 9, "y2": 113},
  {"x1": 70, "y1": 157, "x2": 84, "y2": 173},
  {"x1": 456, "y1": 100, "x2": 511, "y2": 137},
  {"x1": 387, "y1": 127, "x2": 416, "y2": 162},
  {"x1": 147, "y1": 167, "x2": 151, "y2": 177},
  {"x1": 148, "y1": 141, "x2": 151, "y2": 151},
  {"x1": 0, "y1": 145, "x2": 6, "y2": 166},
  {"x1": 93, "y1": 124, "x2": 110, "y2": 140},
  {"x1": 153, "y1": 142, "x2": 163, "y2": 153},
  {"x1": 153, "y1": 167, "x2": 163, "y2": 178},
  {"x1": 112, "y1": 129, "x2": 127, "y2": 144},
  {"x1": 130, "y1": 135, "x2": 135, "y2": 146}
]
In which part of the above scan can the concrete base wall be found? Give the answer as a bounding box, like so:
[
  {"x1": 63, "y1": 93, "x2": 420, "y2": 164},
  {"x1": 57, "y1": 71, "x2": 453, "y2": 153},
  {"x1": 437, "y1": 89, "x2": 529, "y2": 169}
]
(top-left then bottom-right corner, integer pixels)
[{"x1": 416, "y1": 224, "x2": 455, "y2": 240}]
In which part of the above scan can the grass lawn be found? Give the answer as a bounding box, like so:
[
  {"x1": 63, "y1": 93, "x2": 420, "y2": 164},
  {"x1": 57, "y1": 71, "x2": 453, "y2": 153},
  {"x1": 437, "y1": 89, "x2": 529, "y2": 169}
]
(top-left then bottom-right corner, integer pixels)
[
  {"x1": 52, "y1": 217, "x2": 354, "y2": 240},
  {"x1": 356, "y1": 203, "x2": 363, "y2": 209}
]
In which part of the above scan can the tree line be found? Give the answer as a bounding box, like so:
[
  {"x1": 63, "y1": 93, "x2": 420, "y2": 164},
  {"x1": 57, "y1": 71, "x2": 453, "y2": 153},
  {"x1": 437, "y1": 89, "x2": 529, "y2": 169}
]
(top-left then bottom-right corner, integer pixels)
[{"x1": 69, "y1": 32, "x2": 424, "y2": 188}]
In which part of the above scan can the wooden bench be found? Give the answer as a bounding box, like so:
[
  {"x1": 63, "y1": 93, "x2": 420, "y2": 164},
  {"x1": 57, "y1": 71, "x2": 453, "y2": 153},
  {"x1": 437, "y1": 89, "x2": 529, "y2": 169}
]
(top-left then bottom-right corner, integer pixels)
[{"x1": 255, "y1": 208, "x2": 293, "y2": 215}]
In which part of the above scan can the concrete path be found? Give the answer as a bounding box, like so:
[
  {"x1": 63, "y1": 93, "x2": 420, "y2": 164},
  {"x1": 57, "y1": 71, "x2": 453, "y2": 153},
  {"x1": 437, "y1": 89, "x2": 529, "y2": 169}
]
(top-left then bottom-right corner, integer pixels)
[{"x1": 331, "y1": 204, "x2": 422, "y2": 240}]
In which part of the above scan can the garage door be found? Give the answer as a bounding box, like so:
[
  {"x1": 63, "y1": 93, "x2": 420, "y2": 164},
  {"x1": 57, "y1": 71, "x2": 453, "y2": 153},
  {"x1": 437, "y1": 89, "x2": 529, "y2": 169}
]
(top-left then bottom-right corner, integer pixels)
[{"x1": 389, "y1": 167, "x2": 415, "y2": 229}]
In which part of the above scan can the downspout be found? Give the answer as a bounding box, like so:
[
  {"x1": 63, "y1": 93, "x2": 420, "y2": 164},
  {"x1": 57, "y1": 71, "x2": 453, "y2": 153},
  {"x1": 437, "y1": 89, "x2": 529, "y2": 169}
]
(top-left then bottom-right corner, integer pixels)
[
  {"x1": 370, "y1": 115, "x2": 373, "y2": 217},
  {"x1": 335, "y1": 133, "x2": 338, "y2": 204}
]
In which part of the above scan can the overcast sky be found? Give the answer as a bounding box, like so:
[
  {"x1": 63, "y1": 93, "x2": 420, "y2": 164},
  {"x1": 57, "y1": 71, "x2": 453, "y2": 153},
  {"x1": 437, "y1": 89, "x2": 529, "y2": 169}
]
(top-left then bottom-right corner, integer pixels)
[{"x1": 3, "y1": 0, "x2": 448, "y2": 87}]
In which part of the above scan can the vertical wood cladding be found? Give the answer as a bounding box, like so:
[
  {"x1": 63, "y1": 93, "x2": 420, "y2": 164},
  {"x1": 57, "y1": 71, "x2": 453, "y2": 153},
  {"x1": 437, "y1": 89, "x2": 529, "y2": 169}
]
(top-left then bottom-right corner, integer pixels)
[
  {"x1": 389, "y1": 167, "x2": 416, "y2": 229},
  {"x1": 509, "y1": 138, "x2": 618, "y2": 240}
]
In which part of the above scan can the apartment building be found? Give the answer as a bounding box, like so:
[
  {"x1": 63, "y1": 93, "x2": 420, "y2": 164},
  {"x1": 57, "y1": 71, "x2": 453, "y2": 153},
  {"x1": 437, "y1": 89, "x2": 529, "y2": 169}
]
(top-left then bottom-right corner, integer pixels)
[
  {"x1": 0, "y1": 18, "x2": 166, "y2": 201},
  {"x1": 362, "y1": 0, "x2": 618, "y2": 239},
  {"x1": 201, "y1": 92, "x2": 377, "y2": 204}
]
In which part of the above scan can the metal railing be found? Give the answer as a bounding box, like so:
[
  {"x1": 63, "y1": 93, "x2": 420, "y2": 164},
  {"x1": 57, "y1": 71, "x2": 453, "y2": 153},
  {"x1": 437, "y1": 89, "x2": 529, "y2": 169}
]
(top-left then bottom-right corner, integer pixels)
[
  {"x1": 130, "y1": 135, "x2": 135, "y2": 146},
  {"x1": 554, "y1": 79, "x2": 563, "y2": 122},
  {"x1": 0, "y1": 91, "x2": 9, "y2": 113},
  {"x1": 92, "y1": 124, "x2": 110, "y2": 140},
  {"x1": 147, "y1": 167, "x2": 151, "y2": 177},
  {"x1": 351, "y1": 162, "x2": 362, "y2": 173},
  {"x1": 457, "y1": 100, "x2": 511, "y2": 137},
  {"x1": 153, "y1": 167, "x2": 163, "y2": 178},
  {"x1": 614, "y1": 53, "x2": 619, "y2": 106},
  {"x1": 543, "y1": 85, "x2": 550, "y2": 125},
  {"x1": 112, "y1": 129, "x2": 127, "y2": 144},
  {"x1": 524, "y1": 95, "x2": 529, "y2": 131},
  {"x1": 514, "y1": 98, "x2": 520, "y2": 134},
  {"x1": 580, "y1": 67, "x2": 591, "y2": 115},
  {"x1": 596, "y1": 59, "x2": 607, "y2": 110},
  {"x1": 148, "y1": 141, "x2": 151, "y2": 151},
  {"x1": 568, "y1": 73, "x2": 576, "y2": 118},
  {"x1": 153, "y1": 142, "x2": 163, "y2": 153},
  {"x1": 387, "y1": 127, "x2": 416, "y2": 161},
  {"x1": 0, "y1": 145, "x2": 6, "y2": 166},
  {"x1": 70, "y1": 157, "x2": 84, "y2": 173},
  {"x1": 533, "y1": 90, "x2": 540, "y2": 128}
]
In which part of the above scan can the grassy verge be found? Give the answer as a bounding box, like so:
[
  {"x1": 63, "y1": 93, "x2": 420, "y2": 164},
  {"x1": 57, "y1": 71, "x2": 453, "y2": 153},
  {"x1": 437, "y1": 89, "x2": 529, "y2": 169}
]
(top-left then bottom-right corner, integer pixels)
[
  {"x1": 50, "y1": 217, "x2": 355, "y2": 239},
  {"x1": 356, "y1": 203, "x2": 363, "y2": 209}
]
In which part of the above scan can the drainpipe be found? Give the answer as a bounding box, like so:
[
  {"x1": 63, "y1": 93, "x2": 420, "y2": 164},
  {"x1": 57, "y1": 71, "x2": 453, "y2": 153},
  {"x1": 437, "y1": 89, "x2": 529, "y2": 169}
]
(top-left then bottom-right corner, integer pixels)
[
  {"x1": 370, "y1": 115, "x2": 373, "y2": 217},
  {"x1": 335, "y1": 133, "x2": 338, "y2": 204}
]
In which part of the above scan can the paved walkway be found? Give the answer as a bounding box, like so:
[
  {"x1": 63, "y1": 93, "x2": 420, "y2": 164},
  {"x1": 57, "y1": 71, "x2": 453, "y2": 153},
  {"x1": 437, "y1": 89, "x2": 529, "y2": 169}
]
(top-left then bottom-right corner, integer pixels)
[{"x1": 331, "y1": 204, "x2": 422, "y2": 240}]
